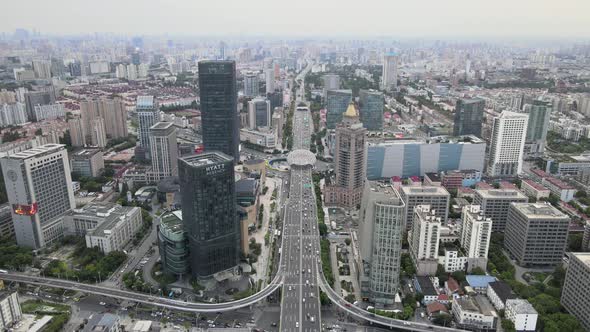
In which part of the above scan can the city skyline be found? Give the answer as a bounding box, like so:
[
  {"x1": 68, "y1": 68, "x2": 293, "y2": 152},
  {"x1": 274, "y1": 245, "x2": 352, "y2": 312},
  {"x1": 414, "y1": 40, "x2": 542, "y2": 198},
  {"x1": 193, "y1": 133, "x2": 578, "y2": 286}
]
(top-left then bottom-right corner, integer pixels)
[{"x1": 2, "y1": 0, "x2": 590, "y2": 39}]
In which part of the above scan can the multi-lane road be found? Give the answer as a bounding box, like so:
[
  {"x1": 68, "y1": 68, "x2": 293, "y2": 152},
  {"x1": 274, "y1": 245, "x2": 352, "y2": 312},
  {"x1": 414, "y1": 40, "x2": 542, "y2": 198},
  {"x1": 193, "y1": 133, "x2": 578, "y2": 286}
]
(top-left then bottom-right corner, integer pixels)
[{"x1": 280, "y1": 105, "x2": 322, "y2": 332}]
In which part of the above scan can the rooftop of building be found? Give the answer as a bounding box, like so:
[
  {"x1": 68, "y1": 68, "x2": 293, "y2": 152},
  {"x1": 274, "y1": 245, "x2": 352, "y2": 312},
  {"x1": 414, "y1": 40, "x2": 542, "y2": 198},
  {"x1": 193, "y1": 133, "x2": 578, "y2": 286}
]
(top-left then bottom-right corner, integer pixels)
[
  {"x1": 570, "y1": 154, "x2": 590, "y2": 162},
  {"x1": 415, "y1": 276, "x2": 438, "y2": 296},
  {"x1": 180, "y1": 151, "x2": 232, "y2": 167},
  {"x1": 499, "y1": 181, "x2": 518, "y2": 190},
  {"x1": 522, "y1": 179, "x2": 550, "y2": 192},
  {"x1": 401, "y1": 185, "x2": 450, "y2": 196},
  {"x1": 425, "y1": 172, "x2": 441, "y2": 182},
  {"x1": 72, "y1": 148, "x2": 102, "y2": 160},
  {"x1": 506, "y1": 299, "x2": 538, "y2": 315},
  {"x1": 511, "y1": 202, "x2": 568, "y2": 219},
  {"x1": 446, "y1": 277, "x2": 460, "y2": 293},
  {"x1": 366, "y1": 181, "x2": 405, "y2": 205},
  {"x1": 459, "y1": 97, "x2": 485, "y2": 104},
  {"x1": 236, "y1": 178, "x2": 258, "y2": 194},
  {"x1": 543, "y1": 176, "x2": 575, "y2": 190},
  {"x1": 149, "y1": 121, "x2": 174, "y2": 131},
  {"x1": 427, "y1": 302, "x2": 449, "y2": 315},
  {"x1": 82, "y1": 313, "x2": 119, "y2": 332},
  {"x1": 326, "y1": 89, "x2": 352, "y2": 95},
  {"x1": 475, "y1": 188, "x2": 527, "y2": 199},
  {"x1": 488, "y1": 281, "x2": 516, "y2": 304},
  {"x1": 368, "y1": 134, "x2": 485, "y2": 146},
  {"x1": 160, "y1": 211, "x2": 183, "y2": 235},
  {"x1": 5, "y1": 143, "x2": 64, "y2": 159},
  {"x1": 466, "y1": 275, "x2": 497, "y2": 289},
  {"x1": 456, "y1": 295, "x2": 497, "y2": 317},
  {"x1": 343, "y1": 102, "x2": 358, "y2": 118},
  {"x1": 136, "y1": 95, "x2": 155, "y2": 109},
  {"x1": 0, "y1": 290, "x2": 16, "y2": 302},
  {"x1": 571, "y1": 252, "x2": 590, "y2": 268},
  {"x1": 69, "y1": 202, "x2": 139, "y2": 237},
  {"x1": 415, "y1": 205, "x2": 442, "y2": 223},
  {"x1": 529, "y1": 168, "x2": 550, "y2": 178},
  {"x1": 498, "y1": 110, "x2": 529, "y2": 119}
]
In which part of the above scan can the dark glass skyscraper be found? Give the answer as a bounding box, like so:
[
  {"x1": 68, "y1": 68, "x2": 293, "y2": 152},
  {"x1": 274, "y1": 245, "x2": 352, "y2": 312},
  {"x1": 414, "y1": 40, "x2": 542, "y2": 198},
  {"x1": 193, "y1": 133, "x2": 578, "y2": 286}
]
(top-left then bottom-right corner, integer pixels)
[
  {"x1": 453, "y1": 98, "x2": 485, "y2": 137},
  {"x1": 359, "y1": 89, "x2": 384, "y2": 130},
  {"x1": 179, "y1": 152, "x2": 239, "y2": 278},
  {"x1": 198, "y1": 60, "x2": 239, "y2": 160}
]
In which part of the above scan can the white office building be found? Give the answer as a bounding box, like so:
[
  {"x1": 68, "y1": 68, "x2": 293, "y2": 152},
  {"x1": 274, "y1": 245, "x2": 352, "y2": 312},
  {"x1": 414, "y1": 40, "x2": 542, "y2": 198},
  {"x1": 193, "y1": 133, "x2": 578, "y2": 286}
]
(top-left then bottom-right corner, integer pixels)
[
  {"x1": 248, "y1": 97, "x2": 271, "y2": 129},
  {"x1": 0, "y1": 103, "x2": 28, "y2": 126},
  {"x1": 243, "y1": 71, "x2": 259, "y2": 97},
  {"x1": 148, "y1": 122, "x2": 178, "y2": 181},
  {"x1": 0, "y1": 144, "x2": 75, "y2": 249},
  {"x1": 400, "y1": 186, "x2": 450, "y2": 231},
  {"x1": 34, "y1": 103, "x2": 65, "y2": 121},
  {"x1": 358, "y1": 181, "x2": 405, "y2": 305},
  {"x1": 460, "y1": 205, "x2": 492, "y2": 258},
  {"x1": 409, "y1": 205, "x2": 441, "y2": 276},
  {"x1": 0, "y1": 291, "x2": 22, "y2": 330},
  {"x1": 487, "y1": 111, "x2": 529, "y2": 177},
  {"x1": 505, "y1": 299, "x2": 538, "y2": 331},
  {"x1": 265, "y1": 68, "x2": 275, "y2": 94},
  {"x1": 381, "y1": 53, "x2": 398, "y2": 91}
]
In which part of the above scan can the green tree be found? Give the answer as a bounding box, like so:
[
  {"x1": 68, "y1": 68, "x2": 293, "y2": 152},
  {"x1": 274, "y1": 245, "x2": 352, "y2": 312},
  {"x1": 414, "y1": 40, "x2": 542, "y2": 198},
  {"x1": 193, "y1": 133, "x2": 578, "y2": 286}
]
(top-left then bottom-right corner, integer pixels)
[
  {"x1": 568, "y1": 233, "x2": 583, "y2": 251},
  {"x1": 432, "y1": 314, "x2": 453, "y2": 326},
  {"x1": 501, "y1": 319, "x2": 516, "y2": 332},
  {"x1": 542, "y1": 313, "x2": 584, "y2": 332},
  {"x1": 451, "y1": 270, "x2": 466, "y2": 283},
  {"x1": 470, "y1": 267, "x2": 486, "y2": 275},
  {"x1": 529, "y1": 293, "x2": 561, "y2": 315},
  {"x1": 318, "y1": 223, "x2": 328, "y2": 237}
]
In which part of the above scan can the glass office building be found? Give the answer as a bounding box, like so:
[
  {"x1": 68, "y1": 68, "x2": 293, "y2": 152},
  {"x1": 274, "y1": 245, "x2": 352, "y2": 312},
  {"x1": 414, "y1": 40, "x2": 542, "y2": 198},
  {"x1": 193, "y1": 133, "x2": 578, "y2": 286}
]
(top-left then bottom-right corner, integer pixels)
[
  {"x1": 359, "y1": 89, "x2": 384, "y2": 131},
  {"x1": 157, "y1": 211, "x2": 189, "y2": 276},
  {"x1": 198, "y1": 61, "x2": 239, "y2": 160},
  {"x1": 326, "y1": 89, "x2": 352, "y2": 129},
  {"x1": 453, "y1": 98, "x2": 485, "y2": 137},
  {"x1": 179, "y1": 152, "x2": 240, "y2": 279}
]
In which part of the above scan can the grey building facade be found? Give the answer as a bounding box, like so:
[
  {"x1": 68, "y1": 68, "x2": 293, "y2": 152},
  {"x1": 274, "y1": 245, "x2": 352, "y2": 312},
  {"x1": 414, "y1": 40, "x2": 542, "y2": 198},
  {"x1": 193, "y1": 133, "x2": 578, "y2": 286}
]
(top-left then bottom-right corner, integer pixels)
[
  {"x1": 453, "y1": 98, "x2": 485, "y2": 137},
  {"x1": 473, "y1": 189, "x2": 528, "y2": 232},
  {"x1": 561, "y1": 252, "x2": 590, "y2": 332},
  {"x1": 358, "y1": 182, "x2": 405, "y2": 305},
  {"x1": 0, "y1": 144, "x2": 75, "y2": 249},
  {"x1": 504, "y1": 203, "x2": 569, "y2": 267},
  {"x1": 179, "y1": 152, "x2": 240, "y2": 279},
  {"x1": 523, "y1": 100, "x2": 551, "y2": 157},
  {"x1": 198, "y1": 60, "x2": 239, "y2": 160}
]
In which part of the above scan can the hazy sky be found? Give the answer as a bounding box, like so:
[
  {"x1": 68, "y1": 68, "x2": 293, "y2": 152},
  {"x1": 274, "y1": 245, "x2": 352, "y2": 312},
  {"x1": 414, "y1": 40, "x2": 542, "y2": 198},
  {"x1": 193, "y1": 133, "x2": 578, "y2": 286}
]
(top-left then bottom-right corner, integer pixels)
[{"x1": 2, "y1": 0, "x2": 590, "y2": 38}]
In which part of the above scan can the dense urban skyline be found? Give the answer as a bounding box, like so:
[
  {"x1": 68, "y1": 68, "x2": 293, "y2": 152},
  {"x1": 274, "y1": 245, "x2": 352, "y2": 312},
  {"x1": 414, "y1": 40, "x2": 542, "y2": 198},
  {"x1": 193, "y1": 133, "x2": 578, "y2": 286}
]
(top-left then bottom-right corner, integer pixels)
[{"x1": 2, "y1": 0, "x2": 590, "y2": 38}]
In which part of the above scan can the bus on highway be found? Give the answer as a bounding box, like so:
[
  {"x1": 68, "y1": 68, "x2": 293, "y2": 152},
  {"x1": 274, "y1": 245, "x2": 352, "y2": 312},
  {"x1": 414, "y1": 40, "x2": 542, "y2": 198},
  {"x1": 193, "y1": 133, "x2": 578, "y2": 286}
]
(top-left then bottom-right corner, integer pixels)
[{"x1": 0, "y1": 269, "x2": 7, "y2": 274}]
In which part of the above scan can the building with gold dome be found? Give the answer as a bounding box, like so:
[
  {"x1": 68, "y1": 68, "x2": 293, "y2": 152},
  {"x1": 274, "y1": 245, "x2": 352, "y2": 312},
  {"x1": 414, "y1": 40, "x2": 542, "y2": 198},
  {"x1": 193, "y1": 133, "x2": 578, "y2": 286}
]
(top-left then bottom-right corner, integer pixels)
[{"x1": 324, "y1": 102, "x2": 367, "y2": 208}]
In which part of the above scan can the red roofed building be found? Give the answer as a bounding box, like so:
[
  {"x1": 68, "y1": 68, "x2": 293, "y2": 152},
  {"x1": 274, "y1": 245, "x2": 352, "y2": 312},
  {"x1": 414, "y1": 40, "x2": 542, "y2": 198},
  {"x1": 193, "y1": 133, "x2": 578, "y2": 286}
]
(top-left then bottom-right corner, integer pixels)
[
  {"x1": 476, "y1": 182, "x2": 494, "y2": 189},
  {"x1": 445, "y1": 277, "x2": 461, "y2": 297},
  {"x1": 542, "y1": 177, "x2": 576, "y2": 202},
  {"x1": 426, "y1": 301, "x2": 450, "y2": 317},
  {"x1": 521, "y1": 179, "x2": 551, "y2": 200}
]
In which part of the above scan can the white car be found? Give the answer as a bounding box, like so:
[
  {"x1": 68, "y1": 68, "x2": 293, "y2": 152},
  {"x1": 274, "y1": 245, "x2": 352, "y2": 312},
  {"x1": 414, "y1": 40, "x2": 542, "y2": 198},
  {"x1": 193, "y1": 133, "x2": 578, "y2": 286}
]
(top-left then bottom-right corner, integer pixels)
[{"x1": 99, "y1": 302, "x2": 106, "y2": 306}]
